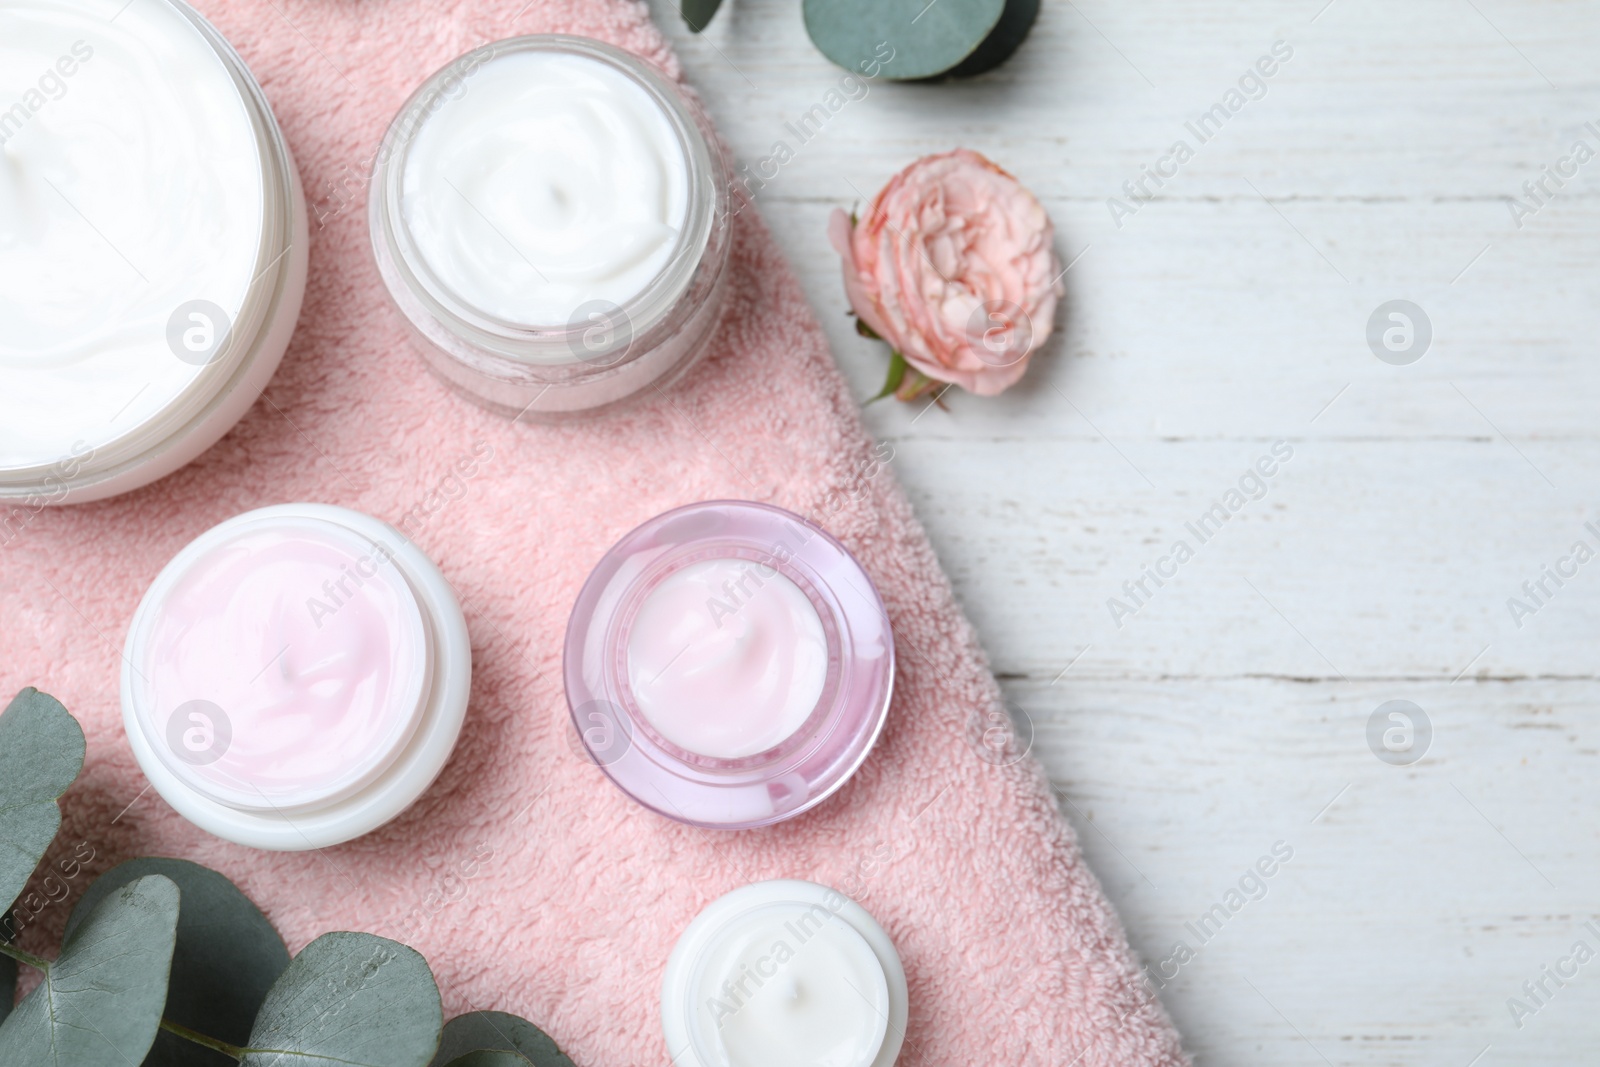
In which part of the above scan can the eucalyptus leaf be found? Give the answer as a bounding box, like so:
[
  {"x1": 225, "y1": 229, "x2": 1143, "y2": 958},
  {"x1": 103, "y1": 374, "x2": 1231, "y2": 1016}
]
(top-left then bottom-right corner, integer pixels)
[
  {"x1": 680, "y1": 0, "x2": 723, "y2": 33},
  {"x1": 444, "y1": 1053, "x2": 535, "y2": 1067},
  {"x1": 0, "y1": 933, "x2": 14, "y2": 1028},
  {"x1": 0, "y1": 688, "x2": 85, "y2": 914},
  {"x1": 66, "y1": 858, "x2": 289, "y2": 1067},
  {"x1": 239, "y1": 931, "x2": 442, "y2": 1067},
  {"x1": 431, "y1": 1011, "x2": 575, "y2": 1067},
  {"x1": 941, "y1": 0, "x2": 1039, "y2": 77},
  {"x1": 0, "y1": 873, "x2": 180, "y2": 1067},
  {"x1": 803, "y1": 0, "x2": 1036, "y2": 80}
]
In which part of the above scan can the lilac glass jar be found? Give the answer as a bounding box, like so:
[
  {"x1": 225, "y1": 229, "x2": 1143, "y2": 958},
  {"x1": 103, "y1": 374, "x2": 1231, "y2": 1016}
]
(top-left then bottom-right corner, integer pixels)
[{"x1": 565, "y1": 501, "x2": 894, "y2": 829}]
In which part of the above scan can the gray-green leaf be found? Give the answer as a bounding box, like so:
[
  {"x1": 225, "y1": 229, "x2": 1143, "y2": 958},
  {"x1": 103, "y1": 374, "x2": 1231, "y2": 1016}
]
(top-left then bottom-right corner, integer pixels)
[
  {"x1": 803, "y1": 0, "x2": 1036, "y2": 80},
  {"x1": 0, "y1": 873, "x2": 180, "y2": 1067},
  {"x1": 681, "y1": 0, "x2": 723, "y2": 33},
  {"x1": 444, "y1": 1053, "x2": 535, "y2": 1067},
  {"x1": 430, "y1": 1012, "x2": 575, "y2": 1067},
  {"x1": 0, "y1": 688, "x2": 85, "y2": 914},
  {"x1": 941, "y1": 0, "x2": 1038, "y2": 78},
  {"x1": 0, "y1": 923, "x2": 14, "y2": 1028},
  {"x1": 66, "y1": 858, "x2": 289, "y2": 1067},
  {"x1": 239, "y1": 931, "x2": 441, "y2": 1067}
]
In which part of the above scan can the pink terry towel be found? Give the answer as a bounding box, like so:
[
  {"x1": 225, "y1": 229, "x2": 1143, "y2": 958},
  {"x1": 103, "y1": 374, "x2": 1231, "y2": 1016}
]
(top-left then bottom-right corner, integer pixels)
[{"x1": 3, "y1": 1, "x2": 1188, "y2": 1064}]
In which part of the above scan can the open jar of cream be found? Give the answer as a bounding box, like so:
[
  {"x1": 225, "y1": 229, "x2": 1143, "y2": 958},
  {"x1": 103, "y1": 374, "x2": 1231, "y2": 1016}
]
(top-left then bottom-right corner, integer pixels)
[
  {"x1": 368, "y1": 34, "x2": 731, "y2": 420},
  {"x1": 565, "y1": 501, "x2": 895, "y2": 829},
  {"x1": 662, "y1": 880, "x2": 908, "y2": 1067},
  {"x1": 121, "y1": 503, "x2": 470, "y2": 850},
  {"x1": 0, "y1": 0, "x2": 308, "y2": 504}
]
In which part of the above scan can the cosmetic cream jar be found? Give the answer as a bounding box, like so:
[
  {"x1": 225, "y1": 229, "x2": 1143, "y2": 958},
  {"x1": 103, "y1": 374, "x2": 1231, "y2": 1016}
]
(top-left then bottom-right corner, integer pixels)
[
  {"x1": 565, "y1": 501, "x2": 895, "y2": 829},
  {"x1": 0, "y1": 0, "x2": 308, "y2": 504},
  {"x1": 369, "y1": 34, "x2": 732, "y2": 420},
  {"x1": 121, "y1": 503, "x2": 470, "y2": 850},
  {"x1": 663, "y1": 880, "x2": 908, "y2": 1067}
]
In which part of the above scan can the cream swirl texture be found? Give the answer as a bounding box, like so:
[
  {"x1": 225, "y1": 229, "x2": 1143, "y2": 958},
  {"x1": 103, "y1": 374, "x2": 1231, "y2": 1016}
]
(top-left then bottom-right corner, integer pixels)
[
  {"x1": 134, "y1": 519, "x2": 430, "y2": 810},
  {"x1": 0, "y1": 0, "x2": 264, "y2": 471},
  {"x1": 692, "y1": 900, "x2": 890, "y2": 1067},
  {"x1": 399, "y1": 49, "x2": 691, "y2": 329},
  {"x1": 627, "y1": 558, "x2": 829, "y2": 760}
]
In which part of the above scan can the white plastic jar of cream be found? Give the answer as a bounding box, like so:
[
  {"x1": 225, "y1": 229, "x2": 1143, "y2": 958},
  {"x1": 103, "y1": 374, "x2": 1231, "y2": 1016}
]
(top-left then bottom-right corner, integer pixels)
[
  {"x1": 121, "y1": 504, "x2": 471, "y2": 850},
  {"x1": 662, "y1": 880, "x2": 908, "y2": 1067},
  {"x1": 369, "y1": 35, "x2": 732, "y2": 420},
  {"x1": 0, "y1": 0, "x2": 308, "y2": 504}
]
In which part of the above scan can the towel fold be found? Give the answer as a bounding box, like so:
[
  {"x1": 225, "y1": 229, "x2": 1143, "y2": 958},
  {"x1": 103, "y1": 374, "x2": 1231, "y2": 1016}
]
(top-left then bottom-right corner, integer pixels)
[{"x1": 1, "y1": 1, "x2": 1187, "y2": 1062}]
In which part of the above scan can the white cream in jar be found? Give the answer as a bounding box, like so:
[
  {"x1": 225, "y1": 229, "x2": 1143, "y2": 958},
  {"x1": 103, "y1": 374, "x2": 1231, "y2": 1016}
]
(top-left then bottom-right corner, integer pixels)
[
  {"x1": 400, "y1": 49, "x2": 692, "y2": 326},
  {"x1": 627, "y1": 557, "x2": 829, "y2": 760},
  {"x1": 662, "y1": 880, "x2": 908, "y2": 1067},
  {"x1": 370, "y1": 35, "x2": 731, "y2": 419},
  {"x1": 0, "y1": 0, "x2": 305, "y2": 503}
]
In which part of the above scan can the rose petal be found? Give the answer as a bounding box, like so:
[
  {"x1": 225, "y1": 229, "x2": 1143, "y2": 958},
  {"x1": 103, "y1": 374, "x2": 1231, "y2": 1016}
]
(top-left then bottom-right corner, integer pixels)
[{"x1": 827, "y1": 149, "x2": 1061, "y2": 398}]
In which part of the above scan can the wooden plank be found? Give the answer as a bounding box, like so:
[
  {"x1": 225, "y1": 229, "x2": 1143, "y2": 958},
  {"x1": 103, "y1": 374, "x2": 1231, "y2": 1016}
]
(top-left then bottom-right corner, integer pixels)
[
  {"x1": 652, "y1": 1, "x2": 1600, "y2": 1061},
  {"x1": 1018, "y1": 674, "x2": 1598, "y2": 1065}
]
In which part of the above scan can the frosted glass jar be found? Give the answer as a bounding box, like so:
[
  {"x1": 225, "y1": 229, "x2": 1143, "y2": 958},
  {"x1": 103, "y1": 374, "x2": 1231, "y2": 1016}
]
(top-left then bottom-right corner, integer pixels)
[
  {"x1": 566, "y1": 501, "x2": 895, "y2": 829},
  {"x1": 368, "y1": 35, "x2": 731, "y2": 420},
  {"x1": 0, "y1": 0, "x2": 307, "y2": 504}
]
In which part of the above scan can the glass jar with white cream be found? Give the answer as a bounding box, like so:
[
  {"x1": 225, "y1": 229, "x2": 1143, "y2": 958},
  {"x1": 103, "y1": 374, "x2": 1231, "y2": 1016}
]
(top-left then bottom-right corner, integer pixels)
[
  {"x1": 662, "y1": 880, "x2": 908, "y2": 1067},
  {"x1": 368, "y1": 35, "x2": 732, "y2": 420},
  {"x1": 0, "y1": 0, "x2": 308, "y2": 504}
]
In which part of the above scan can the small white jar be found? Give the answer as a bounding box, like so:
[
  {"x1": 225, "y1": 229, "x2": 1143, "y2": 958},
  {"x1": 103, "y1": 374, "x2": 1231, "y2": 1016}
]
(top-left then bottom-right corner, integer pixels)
[
  {"x1": 369, "y1": 35, "x2": 731, "y2": 420},
  {"x1": 121, "y1": 504, "x2": 470, "y2": 850},
  {"x1": 663, "y1": 880, "x2": 908, "y2": 1067},
  {"x1": 0, "y1": 0, "x2": 308, "y2": 504}
]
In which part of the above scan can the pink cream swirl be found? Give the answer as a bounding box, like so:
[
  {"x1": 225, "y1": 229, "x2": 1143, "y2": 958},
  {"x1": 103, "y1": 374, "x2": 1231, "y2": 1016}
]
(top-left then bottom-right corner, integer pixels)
[{"x1": 139, "y1": 521, "x2": 428, "y2": 808}]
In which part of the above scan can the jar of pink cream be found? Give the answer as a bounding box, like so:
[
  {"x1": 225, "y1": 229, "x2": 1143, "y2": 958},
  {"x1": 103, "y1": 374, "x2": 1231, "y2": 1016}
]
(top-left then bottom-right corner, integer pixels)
[
  {"x1": 565, "y1": 501, "x2": 895, "y2": 829},
  {"x1": 120, "y1": 503, "x2": 471, "y2": 850}
]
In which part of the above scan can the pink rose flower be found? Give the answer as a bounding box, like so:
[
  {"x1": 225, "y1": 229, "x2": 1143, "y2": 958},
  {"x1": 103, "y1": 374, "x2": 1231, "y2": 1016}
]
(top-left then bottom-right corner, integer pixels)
[{"x1": 829, "y1": 148, "x2": 1063, "y2": 398}]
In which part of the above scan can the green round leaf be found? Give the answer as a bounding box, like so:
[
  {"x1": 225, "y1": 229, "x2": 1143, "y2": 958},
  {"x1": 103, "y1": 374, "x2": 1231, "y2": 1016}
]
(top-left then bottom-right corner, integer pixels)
[
  {"x1": 445, "y1": 1053, "x2": 535, "y2": 1067},
  {"x1": 239, "y1": 931, "x2": 442, "y2": 1067},
  {"x1": 431, "y1": 1012, "x2": 574, "y2": 1067},
  {"x1": 0, "y1": 873, "x2": 180, "y2": 1067},
  {"x1": 66, "y1": 858, "x2": 289, "y2": 1067},
  {"x1": 804, "y1": 0, "x2": 1013, "y2": 80},
  {"x1": 941, "y1": 0, "x2": 1039, "y2": 78},
  {"x1": 681, "y1": 0, "x2": 723, "y2": 33},
  {"x1": 0, "y1": 924, "x2": 15, "y2": 1028},
  {"x1": 0, "y1": 688, "x2": 86, "y2": 914}
]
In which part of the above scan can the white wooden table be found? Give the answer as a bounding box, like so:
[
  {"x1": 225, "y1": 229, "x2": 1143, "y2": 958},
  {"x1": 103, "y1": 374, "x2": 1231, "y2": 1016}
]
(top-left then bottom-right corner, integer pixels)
[{"x1": 653, "y1": 1, "x2": 1600, "y2": 1062}]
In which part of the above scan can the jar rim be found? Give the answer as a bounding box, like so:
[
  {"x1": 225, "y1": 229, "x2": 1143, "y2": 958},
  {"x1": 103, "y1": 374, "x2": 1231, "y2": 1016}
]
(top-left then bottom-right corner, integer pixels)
[
  {"x1": 124, "y1": 509, "x2": 434, "y2": 814},
  {"x1": 0, "y1": 0, "x2": 302, "y2": 499},
  {"x1": 660, "y1": 879, "x2": 908, "y2": 1067},
  {"x1": 119, "y1": 503, "x2": 473, "y2": 850},
  {"x1": 565, "y1": 501, "x2": 896, "y2": 830},
  {"x1": 369, "y1": 34, "x2": 727, "y2": 374}
]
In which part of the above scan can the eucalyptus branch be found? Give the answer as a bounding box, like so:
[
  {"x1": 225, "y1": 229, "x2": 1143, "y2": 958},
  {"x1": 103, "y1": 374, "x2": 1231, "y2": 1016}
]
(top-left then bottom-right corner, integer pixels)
[
  {"x1": 1, "y1": 691, "x2": 571, "y2": 1067},
  {"x1": 0, "y1": 939, "x2": 51, "y2": 972},
  {"x1": 1, "y1": 938, "x2": 243, "y2": 1057},
  {"x1": 158, "y1": 1018, "x2": 244, "y2": 1060}
]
